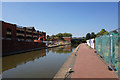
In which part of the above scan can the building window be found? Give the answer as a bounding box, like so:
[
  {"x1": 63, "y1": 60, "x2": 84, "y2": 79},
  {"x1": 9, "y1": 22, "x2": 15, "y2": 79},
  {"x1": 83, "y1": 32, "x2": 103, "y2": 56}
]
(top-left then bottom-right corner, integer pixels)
[
  {"x1": 7, "y1": 28, "x2": 12, "y2": 32},
  {"x1": 6, "y1": 34, "x2": 12, "y2": 40},
  {"x1": 17, "y1": 36, "x2": 24, "y2": 41},
  {"x1": 6, "y1": 28, "x2": 12, "y2": 40}
]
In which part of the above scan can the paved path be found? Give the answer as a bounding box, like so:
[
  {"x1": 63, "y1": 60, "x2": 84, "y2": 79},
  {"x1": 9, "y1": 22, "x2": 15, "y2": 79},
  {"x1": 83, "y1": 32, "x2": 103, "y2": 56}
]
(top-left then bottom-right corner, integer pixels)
[{"x1": 71, "y1": 43, "x2": 118, "y2": 78}]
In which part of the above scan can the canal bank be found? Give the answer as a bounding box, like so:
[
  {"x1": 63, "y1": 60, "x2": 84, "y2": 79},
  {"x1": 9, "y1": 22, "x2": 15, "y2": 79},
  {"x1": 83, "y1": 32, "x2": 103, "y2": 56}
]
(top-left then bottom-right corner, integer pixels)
[
  {"x1": 53, "y1": 43, "x2": 118, "y2": 79},
  {"x1": 3, "y1": 42, "x2": 71, "y2": 57},
  {"x1": 53, "y1": 44, "x2": 80, "y2": 79}
]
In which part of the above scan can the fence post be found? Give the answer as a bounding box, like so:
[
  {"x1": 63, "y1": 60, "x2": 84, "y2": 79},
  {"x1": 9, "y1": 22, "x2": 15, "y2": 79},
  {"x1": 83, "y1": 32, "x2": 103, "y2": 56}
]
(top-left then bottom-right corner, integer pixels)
[
  {"x1": 100, "y1": 36, "x2": 103, "y2": 56},
  {"x1": 94, "y1": 38, "x2": 95, "y2": 49},
  {"x1": 118, "y1": 1, "x2": 120, "y2": 77},
  {"x1": 118, "y1": 32, "x2": 120, "y2": 77},
  {"x1": 108, "y1": 34, "x2": 112, "y2": 70}
]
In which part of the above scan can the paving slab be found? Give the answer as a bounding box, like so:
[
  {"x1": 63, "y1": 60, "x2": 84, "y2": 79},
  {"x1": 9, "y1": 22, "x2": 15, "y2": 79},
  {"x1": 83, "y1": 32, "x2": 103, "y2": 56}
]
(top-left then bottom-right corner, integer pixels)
[{"x1": 71, "y1": 43, "x2": 118, "y2": 78}]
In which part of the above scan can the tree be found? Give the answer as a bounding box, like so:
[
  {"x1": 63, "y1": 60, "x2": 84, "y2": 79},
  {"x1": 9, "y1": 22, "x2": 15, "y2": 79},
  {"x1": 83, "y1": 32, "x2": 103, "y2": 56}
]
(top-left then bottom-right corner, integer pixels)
[
  {"x1": 51, "y1": 35, "x2": 55, "y2": 37},
  {"x1": 56, "y1": 33, "x2": 63, "y2": 37},
  {"x1": 90, "y1": 32, "x2": 96, "y2": 38},
  {"x1": 47, "y1": 35, "x2": 50, "y2": 39},
  {"x1": 81, "y1": 37, "x2": 86, "y2": 43},
  {"x1": 56, "y1": 33, "x2": 72, "y2": 37},
  {"x1": 47, "y1": 35, "x2": 51, "y2": 41},
  {"x1": 96, "y1": 29, "x2": 108, "y2": 36},
  {"x1": 86, "y1": 33, "x2": 91, "y2": 40},
  {"x1": 51, "y1": 35, "x2": 56, "y2": 39},
  {"x1": 63, "y1": 33, "x2": 72, "y2": 37}
]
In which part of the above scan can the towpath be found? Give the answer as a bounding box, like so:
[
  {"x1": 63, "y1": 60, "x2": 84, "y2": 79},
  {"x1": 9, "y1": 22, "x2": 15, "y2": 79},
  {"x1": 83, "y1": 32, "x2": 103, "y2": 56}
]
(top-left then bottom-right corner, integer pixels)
[{"x1": 71, "y1": 43, "x2": 118, "y2": 78}]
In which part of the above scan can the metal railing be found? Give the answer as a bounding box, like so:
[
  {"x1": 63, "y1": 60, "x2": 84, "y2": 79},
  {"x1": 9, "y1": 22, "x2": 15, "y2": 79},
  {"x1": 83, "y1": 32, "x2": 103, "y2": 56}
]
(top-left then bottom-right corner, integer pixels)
[
  {"x1": 26, "y1": 34, "x2": 32, "y2": 37},
  {"x1": 16, "y1": 33, "x2": 24, "y2": 36},
  {"x1": 6, "y1": 32, "x2": 11, "y2": 34},
  {"x1": 16, "y1": 27, "x2": 24, "y2": 31}
]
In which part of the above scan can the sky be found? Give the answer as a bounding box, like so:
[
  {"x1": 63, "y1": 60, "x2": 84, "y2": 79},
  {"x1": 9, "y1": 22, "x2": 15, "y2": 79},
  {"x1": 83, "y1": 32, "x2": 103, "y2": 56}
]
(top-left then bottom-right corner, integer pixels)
[
  {"x1": 2, "y1": 2, "x2": 118, "y2": 37},
  {"x1": 1, "y1": 0, "x2": 120, "y2": 2}
]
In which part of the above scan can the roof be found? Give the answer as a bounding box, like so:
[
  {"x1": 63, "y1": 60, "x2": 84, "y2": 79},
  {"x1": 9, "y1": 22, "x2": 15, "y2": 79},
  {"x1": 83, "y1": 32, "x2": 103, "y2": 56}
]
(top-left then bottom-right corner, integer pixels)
[
  {"x1": 26, "y1": 27, "x2": 35, "y2": 31},
  {"x1": 110, "y1": 30, "x2": 118, "y2": 34}
]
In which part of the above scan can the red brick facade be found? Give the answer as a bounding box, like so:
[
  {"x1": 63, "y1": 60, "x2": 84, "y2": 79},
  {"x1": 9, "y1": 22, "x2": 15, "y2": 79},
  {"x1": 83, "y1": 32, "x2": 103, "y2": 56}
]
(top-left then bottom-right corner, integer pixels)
[
  {"x1": 63, "y1": 37, "x2": 71, "y2": 43},
  {"x1": 2, "y1": 21, "x2": 16, "y2": 40},
  {"x1": 2, "y1": 21, "x2": 46, "y2": 41},
  {"x1": 2, "y1": 21, "x2": 46, "y2": 56},
  {"x1": 2, "y1": 40, "x2": 46, "y2": 56}
]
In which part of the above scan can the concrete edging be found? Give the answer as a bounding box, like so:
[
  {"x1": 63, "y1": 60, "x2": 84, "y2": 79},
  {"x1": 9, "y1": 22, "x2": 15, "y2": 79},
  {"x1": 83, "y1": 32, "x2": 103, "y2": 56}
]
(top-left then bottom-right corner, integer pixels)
[{"x1": 53, "y1": 44, "x2": 80, "y2": 79}]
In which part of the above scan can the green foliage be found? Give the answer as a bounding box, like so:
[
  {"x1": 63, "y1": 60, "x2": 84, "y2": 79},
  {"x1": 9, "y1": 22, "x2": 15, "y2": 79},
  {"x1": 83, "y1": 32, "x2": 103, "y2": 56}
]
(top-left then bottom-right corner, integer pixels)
[
  {"x1": 91, "y1": 32, "x2": 96, "y2": 38},
  {"x1": 47, "y1": 33, "x2": 72, "y2": 41},
  {"x1": 51, "y1": 35, "x2": 56, "y2": 38},
  {"x1": 86, "y1": 33, "x2": 90, "y2": 40},
  {"x1": 96, "y1": 29, "x2": 108, "y2": 36},
  {"x1": 63, "y1": 33, "x2": 72, "y2": 37},
  {"x1": 47, "y1": 35, "x2": 50, "y2": 39},
  {"x1": 85, "y1": 29, "x2": 108, "y2": 40},
  {"x1": 47, "y1": 38, "x2": 50, "y2": 41},
  {"x1": 71, "y1": 37, "x2": 86, "y2": 45},
  {"x1": 56, "y1": 33, "x2": 63, "y2": 37},
  {"x1": 56, "y1": 33, "x2": 72, "y2": 37},
  {"x1": 47, "y1": 35, "x2": 51, "y2": 41}
]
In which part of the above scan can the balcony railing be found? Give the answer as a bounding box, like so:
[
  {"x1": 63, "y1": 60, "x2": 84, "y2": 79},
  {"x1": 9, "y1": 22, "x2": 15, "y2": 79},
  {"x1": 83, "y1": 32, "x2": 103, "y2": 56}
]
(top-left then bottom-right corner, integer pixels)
[
  {"x1": 6, "y1": 32, "x2": 11, "y2": 34},
  {"x1": 33, "y1": 31, "x2": 38, "y2": 34},
  {"x1": 26, "y1": 39, "x2": 33, "y2": 42},
  {"x1": 16, "y1": 27, "x2": 24, "y2": 31},
  {"x1": 16, "y1": 33, "x2": 24, "y2": 36},
  {"x1": 6, "y1": 38, "x2": 11, "y2": 40},
  {"x1": 26, "y1": 29, "x2": 32, "y2": 32},
  {"x1": 17, "y1": 39, "x2": 24, "y2": 41},
  {"x1": 26, "y1": 34, "x2": 32, "y2": 37},
  {"x1": 33, "y1": 35, "x2": 38, "y2": 37}
]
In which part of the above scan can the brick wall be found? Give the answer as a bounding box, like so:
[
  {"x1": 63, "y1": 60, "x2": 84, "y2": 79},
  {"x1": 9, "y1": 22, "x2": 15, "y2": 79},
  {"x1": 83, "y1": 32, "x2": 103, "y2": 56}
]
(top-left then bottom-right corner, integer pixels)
[
  {"x1": 2, "y1": 40, "x2": 46, "y2": 56},
  {"x1": 2, "y1": 21, "x2": 16, "y2": 40},
  {"x1": 63, "y1": 37, "x2": 71, "y2": 42}
]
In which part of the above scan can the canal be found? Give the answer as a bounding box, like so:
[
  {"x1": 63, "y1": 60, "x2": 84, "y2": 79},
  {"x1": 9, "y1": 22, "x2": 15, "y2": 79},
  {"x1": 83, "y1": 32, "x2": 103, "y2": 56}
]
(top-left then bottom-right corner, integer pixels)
[{"x1": 2, "y1": 44, "x2": 77, "y2": 78}]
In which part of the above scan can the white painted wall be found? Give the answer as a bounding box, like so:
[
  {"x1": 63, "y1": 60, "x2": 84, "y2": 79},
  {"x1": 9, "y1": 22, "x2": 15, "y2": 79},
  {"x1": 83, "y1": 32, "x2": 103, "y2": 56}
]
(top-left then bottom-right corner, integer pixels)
[{"x1": 86, "y1": 38, "x2": 95, "y2": 49}]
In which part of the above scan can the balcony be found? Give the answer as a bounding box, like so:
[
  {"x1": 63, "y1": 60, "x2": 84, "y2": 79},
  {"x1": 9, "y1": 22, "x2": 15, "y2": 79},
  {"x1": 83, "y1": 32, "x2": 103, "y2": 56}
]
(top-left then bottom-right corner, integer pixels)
[
  {"x1": 33, "y1": 35, "x2": 38, "y2": 37},
  {"x1": 39, "y1": 32, "x2": 42, "y2": 35},
  {"x1": 16, "y1": 33, "x2": 24, "y2": 36},
  {"x1": 26, "y1": 29, "x2": 32, "y2": 33},
  {"x1": 6, "y1": 38, "x2": 11, "y2": 40},
  {"x1": 16, "y1": 27, "x2": 24, "y2": 31},
  {"x1": 26, "y1": 34, "x2": 32, "y2": 37},
  {"x1": 26, "y1": 39, "x2": 33, "y2": 42},
  {"x1": 33, "y1": 31, "x2": 38, "y2": 34},
  {"x1": 17, "y1": 39, "x2": 24, "y2": 41},
  {"x1": 6, "y1": 32, "x2": 11, "y2": 35}
]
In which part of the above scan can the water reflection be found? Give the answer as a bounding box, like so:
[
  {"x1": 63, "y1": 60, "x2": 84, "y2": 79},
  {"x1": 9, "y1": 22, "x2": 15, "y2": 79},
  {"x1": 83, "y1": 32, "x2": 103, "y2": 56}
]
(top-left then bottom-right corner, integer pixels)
[
  {"x1": 47, "y1": 45, "x2": 72, "y2": 54},
  {"x1": 2, "y1": 45, "x2": 77, "y2": 78},
  {"x1": 2, "y1": 49, "x2": 46, "y2": 72},
  {"x1": 2, "y1": 44, "x2": 75, "y2": 78}
]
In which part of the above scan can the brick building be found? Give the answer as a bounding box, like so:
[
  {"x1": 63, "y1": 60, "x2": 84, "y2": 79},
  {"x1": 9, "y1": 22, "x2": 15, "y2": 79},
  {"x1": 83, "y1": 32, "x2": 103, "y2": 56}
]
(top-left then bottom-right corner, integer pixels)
[
  {"x1": 2, "y1": 21, "x2": 46, "y2": 41},
  {"x1": 2, "y1": 21, "x2": 46, "y2": 56},
  {"x1": 62, "y1": 37, "x2": 71, "y2": 43}
]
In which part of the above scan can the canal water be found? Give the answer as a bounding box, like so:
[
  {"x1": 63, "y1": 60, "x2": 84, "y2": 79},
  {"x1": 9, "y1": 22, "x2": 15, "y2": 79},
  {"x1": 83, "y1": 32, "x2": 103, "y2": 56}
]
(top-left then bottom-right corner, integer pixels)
[{"x1": 2, "y1": 44, "x2": 77, "y2": 78}]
